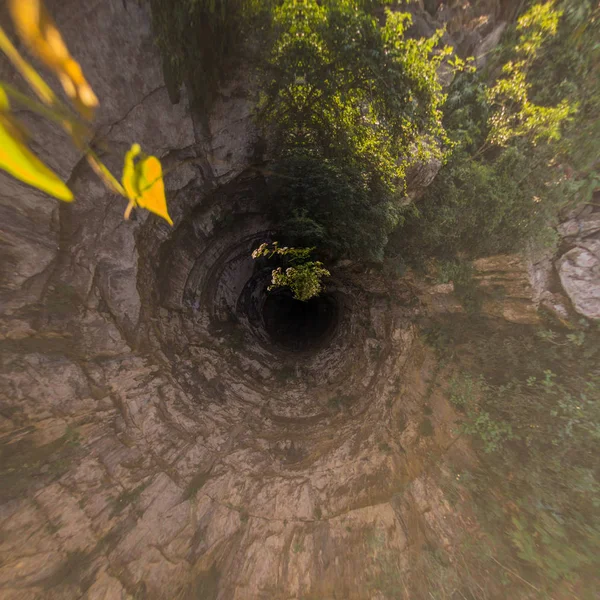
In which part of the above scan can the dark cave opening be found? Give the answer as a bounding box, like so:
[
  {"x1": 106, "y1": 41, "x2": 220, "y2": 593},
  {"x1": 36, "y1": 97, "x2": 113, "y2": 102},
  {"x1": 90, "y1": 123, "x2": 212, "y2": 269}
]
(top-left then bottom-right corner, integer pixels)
[{"x1": 262, "y1": 290, "x2": 339, "y2": 352}]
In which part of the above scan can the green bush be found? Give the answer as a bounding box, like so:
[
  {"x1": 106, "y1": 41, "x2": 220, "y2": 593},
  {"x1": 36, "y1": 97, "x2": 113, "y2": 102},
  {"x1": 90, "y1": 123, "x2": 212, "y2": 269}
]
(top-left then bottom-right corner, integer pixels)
[
  {"x1": 268, "y1": 154, "x2": 403, "y2": 262},
  {"x1": 394, "y1": 145, "x2": 561, "y2": 261},
  {"x1": 252, "y1": 242, "x2": 330, "y2": 301},
  {"x1": 435, "y1": 317, "x2": 600, "y2": 592},
  {"x1": 388, "y1": 0, "x2": 592, "y2": 267},
  {"x1": 260, "y1": 0, "x2": 450, "y2": 262}
]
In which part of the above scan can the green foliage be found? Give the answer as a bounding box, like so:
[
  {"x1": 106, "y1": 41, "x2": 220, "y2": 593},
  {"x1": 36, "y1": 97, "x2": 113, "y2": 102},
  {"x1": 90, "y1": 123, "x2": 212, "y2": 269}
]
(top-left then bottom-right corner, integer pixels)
[
  {"x1": 390, "y1": 144, "x2": 561, "y2": 261},
  {"x1": 510, "y1": 512, "x2": 598, "y2": 581},
  {"x1": 252, "y1": 242, "x2": 330, "y2": 301},
  {"x1": 523, "y1": 0, "x2": 600, "y2": 206},
  {"x1": 449, "y1": 372, "x2": 514, "y2": 452},
  {"x1": 269, "y1": 263, "x2": 330, "y2": 302},
  {"x1": 486, "y1": 2, "x2": 574, "y2": 148},
  {"x1": 260, "y1": 0, "x2": 450, "y2": 261},
  {"x1": 434, "y1": 317, "x2": 600, "y2": 592},
  {"x1": 441, "y1": 70, "x2": 490, "y2": 152},
  {"x1": 516, "y1": 1, "x2": 563, "y2": 55},
  {"x1": 487, "y1": 62, "x2": 573, "y2": 147},
  {"x1": 435, "y1": 259, "x2": 483, "y2": 314},
  {"x1": 269, "y1": 154, "x2": 403, "y2": 262},
  {"x1": 261, "y1": 1, "x2": 449, "y2": 180},
  {"x1": 388, "y1": 1, "x2": 590, "y2": 266}
]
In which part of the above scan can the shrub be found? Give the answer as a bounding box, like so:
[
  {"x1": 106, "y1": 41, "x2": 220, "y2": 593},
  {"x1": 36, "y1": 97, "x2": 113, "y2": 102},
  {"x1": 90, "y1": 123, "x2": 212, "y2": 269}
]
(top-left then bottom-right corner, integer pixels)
[
  {"x1": 260, "y1": 0, "x2": 450, "y2": 262},
  {"x1": 268, "y1": 154, "x2": 403, "y2": 262},
  {"x1": 252, "y1": 242, "x2": 330, "y2": 301},
  {"x1": 434, "y1": 317, "x2": 600, "y2": 592}
]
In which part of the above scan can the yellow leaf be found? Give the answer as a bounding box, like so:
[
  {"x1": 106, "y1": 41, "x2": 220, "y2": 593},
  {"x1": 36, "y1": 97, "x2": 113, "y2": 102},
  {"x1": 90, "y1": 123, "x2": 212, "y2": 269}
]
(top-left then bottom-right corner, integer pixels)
[
  {"x1": 137, "y1": 156, "x2": 173, "y2": 225},
  {"x1": 8, "y1": 0, "x2": 98, "y2": 120},
  {"x1": 86, "y1": 153, "x2": 125, "y2": 197},
  {"x1": 0, "y1": 26, "x2": 57, "y2": 108},
  {"x1": 0, "y1": 87, "x2": 9, "y2": 111},
  {"x1": 0, "y1": 114, "x2": 73, "y2": 202},
  {"x1": 120, "y1": 145, "x2": 172, "y2": 225},
  {"x1": 121, "y1": 143, "x2": 142, "y2": 202}
]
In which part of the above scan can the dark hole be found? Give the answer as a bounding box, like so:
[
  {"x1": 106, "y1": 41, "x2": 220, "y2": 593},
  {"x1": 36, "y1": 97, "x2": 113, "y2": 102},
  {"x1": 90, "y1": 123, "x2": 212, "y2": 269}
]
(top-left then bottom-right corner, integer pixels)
[{"x1": 262, "y1": 290, "x2": 338, "y2": 352}]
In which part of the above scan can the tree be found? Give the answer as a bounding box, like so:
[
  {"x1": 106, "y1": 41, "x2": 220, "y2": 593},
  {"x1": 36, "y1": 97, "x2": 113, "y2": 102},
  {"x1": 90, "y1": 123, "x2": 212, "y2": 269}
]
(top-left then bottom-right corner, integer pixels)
[
  {"x1": 259, "y1": 0, "x2": 451, "y2": 261},
  {"x1": 390, "y1": 1, "x2": 578, "y2": 265},
  {"x1": 485, "y1": 1, "x2": 574, "y2": 150}
]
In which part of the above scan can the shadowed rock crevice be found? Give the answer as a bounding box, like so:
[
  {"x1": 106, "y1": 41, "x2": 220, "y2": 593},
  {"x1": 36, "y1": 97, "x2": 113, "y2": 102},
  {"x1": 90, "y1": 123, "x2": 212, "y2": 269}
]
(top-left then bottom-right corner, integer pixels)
[{"x1": 261, "y1": 290, "x2": 339, "y2": 352}]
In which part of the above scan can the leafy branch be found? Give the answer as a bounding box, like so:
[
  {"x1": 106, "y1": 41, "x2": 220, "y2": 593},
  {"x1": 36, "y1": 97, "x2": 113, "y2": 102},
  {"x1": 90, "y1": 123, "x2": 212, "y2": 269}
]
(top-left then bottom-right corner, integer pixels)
[
  {"x1": 0, "y1": 0, "x2": 173, "y2": 224},
  {"x1": 252, "y1": 242, "x2": 330, "y2": 301}
]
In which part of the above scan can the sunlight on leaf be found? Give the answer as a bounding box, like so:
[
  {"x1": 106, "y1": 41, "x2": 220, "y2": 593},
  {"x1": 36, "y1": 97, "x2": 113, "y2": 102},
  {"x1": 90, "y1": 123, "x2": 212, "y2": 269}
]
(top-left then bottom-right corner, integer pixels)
[
  {"x1": 0, "y1": 93, "x2": 73, "y2": 201},
  {"x1": 137, "y1": 156, "x2": 172, "y2": 225},
  {"x1": 122, "y1": 143, "x2": 142, "y2": 201},
  {"x1": 0, "y1": 26, "x2": 57, "y2": 108},
  {"x1": 0, "y1": 87, "x2": 8, "y2": 111},
  {"x1": 8, "y1": 0, "x2": 98, "y2": 120},
  {"x1": 121, "y1": 144, "x2": 172, "y2": 225}
]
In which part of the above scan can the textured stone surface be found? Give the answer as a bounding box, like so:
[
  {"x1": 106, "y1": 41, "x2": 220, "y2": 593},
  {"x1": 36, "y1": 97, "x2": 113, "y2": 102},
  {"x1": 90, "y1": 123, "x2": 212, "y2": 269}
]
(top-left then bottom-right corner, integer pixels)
[
  {"x1": 403, "y1": 154, "x2": 443, "y2": 203},
  {"x1": 474, "y1": 23, "x2": 507, "y2": 69},
  {"x1": 0, "y1": 3, "x2": 530, "y2": 599},
  {"x1": 473, "y1": 255, "x2": 541, "y2": 324},
  {"x1": 558, "y1": 212, "x2": 600, "y2": 240},
  {"x1": 557, "y1": 240, "x2": 600, "y2": 319}
]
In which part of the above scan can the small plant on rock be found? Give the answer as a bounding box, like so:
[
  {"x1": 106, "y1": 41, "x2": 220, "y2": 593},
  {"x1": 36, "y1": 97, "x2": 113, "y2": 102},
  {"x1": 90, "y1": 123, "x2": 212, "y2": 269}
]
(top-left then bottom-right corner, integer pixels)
[{"x1": 252, "y1": 242, "x2": 330, "y2": 302}]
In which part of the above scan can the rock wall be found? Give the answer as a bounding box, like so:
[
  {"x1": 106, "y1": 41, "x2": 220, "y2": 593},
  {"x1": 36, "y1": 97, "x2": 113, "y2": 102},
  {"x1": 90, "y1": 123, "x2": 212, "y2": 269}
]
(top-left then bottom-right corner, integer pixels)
[
  {"x1": 0, "y1": 3, "x2": 477, "y2": 599},
  {"x1": 2, "y1": 2, "x2": 595, "y2": 598},
  {"x1": 555, "y1": 203, "x2": 600, "y2": 320}
]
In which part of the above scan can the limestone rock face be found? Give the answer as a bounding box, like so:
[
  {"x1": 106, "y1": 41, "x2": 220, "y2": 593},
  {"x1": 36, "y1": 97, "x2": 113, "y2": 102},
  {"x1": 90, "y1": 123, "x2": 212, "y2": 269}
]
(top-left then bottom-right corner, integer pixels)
[
  {"x1": 473, "y1": 23, "x2": 507, "y2": 69},
  {"x1": 557, "y1": 240, "x2": 600, "y2": 320},
  {"x1": 473, "y1": 255, "x2": 540, "y2": 324},
  {"x1": 403, "y1": 154, "x2": 443, "y2": 203},
  {"x1": 0, "y1": 3, "x2": 478, "y2": 600},
  {"x1": 418, "y1": 255, "x2": 542, "y2": 324},
  {"x1": 557, "y1": 210, "x2": 600, "y2": 240},
  {"x1": 533, "y1": 203, "x2": 600, "y2": 321}
]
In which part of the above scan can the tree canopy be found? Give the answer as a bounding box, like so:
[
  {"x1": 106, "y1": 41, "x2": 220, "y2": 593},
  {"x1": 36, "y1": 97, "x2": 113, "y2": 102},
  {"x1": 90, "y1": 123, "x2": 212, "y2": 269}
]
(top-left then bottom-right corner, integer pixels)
[{"x1": 260, "y1": 0, "x2": 450, "y2": 261}]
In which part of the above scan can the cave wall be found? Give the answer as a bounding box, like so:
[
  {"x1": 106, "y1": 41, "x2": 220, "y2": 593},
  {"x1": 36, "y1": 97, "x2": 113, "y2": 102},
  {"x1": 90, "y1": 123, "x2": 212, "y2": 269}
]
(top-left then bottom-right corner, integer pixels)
[
  {"x1": 2, "y1": 1, "x2": 597, "y2": 599},
  {"x1": 0, "y1": 3, "x2": 477, "y2": 599}
]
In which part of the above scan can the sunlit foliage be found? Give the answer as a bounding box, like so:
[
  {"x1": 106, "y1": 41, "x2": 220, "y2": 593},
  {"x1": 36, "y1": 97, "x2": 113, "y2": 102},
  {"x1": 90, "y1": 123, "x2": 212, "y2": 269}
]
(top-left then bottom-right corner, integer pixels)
[
  {"x1": 252, "y1": 242, "x2": 330, "y2": 301},
  {"x1": 261, "y1": 1, "x2": 449, "y2": 184},
  {"x1": 391, "y1": 0, "x2": 582, "y2": 264},
  {"x1": 486, "y1": 1, "x2": 574, "y2": 148},
  {"x1": 260, "y1": 0, "x2": 451, "y2": 260},
  {"x1": 430, "y1": 318, "x2": 600, "y2": 594}
]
